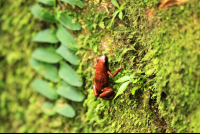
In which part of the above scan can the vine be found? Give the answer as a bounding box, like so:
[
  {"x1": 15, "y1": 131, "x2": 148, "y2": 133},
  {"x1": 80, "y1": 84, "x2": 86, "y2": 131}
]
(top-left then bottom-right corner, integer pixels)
[{"x1": 30, "y1": 0, "x2": 84, "y2": 118}]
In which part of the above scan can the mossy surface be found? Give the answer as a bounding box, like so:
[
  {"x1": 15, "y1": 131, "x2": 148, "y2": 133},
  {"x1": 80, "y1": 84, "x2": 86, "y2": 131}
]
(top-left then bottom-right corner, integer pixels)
[{"x1": 1, "y1": 0, "x2": 200, "y2": 133}]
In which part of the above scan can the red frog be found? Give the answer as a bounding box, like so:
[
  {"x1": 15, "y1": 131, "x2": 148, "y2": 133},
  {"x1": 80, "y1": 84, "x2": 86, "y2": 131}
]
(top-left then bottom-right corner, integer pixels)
[{"x1": 93, "y1": 55, "x2": 123, "y2": 100}]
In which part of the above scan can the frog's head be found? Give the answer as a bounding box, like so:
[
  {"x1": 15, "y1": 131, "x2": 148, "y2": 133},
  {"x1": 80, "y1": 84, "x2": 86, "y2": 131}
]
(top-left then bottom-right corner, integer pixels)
[{"x1": 97, "y1": 54, "x2": 108, "y2": 68}]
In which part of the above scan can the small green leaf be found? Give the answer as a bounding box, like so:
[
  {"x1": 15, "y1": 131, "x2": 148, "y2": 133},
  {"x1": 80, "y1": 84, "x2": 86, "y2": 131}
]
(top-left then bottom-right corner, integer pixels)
[
  {"x1": 107, "y1": 10, "x2": 119, "y2": 28},
  {"x1": 134, "y1": 120, "x2": 140, "y2": 126},
  {"x1": 54, "y1": 103, "x2": 75, "y2": 118},
  {"x1": 56, "y1": 45, "x2": 79, "y2": 65},
  {"x1": 130, "y1": 78, "x2": 138, "y2": 83},
  {"x1": 57, "y1": 13, "x2": 81, "y2": 31},
  {"x1": 33, "y1": 29, "x2": 59, "y2": 43},
  {"x1": 42, "y1": 102, "x2": 56, "y2": 116},
  {"x1": 37, "y1": 0, "x2": 55, "y2": 6},
  {"x1": 118, "y1": 11, "x2": 123, "y2": 20},
  {"x1": 115, "y1": 76, "x2": 130, "y2": 83},
  {"x1": 31, "y1": 4, "x2": 56, "y2": 23},
  {"x1": 111, "y1": 0, "x2": 119, "y2": 8},
  {"x1": 31, "y1": 79, "x2": 58, "y2": 100},
  {"x1": 60, "y1": 0, "x2": 83, "y2": 8},
  {"x1": 29, "y1": 59, "x2": 58, "y2": 82},
  {"x1": 59, "y1": 62, "x2": 82, "y2": 87},
  {"x1": 99, "y1": 21, "x2": 105, "y2": 29},
  {"x1": 56, "y1": 24, "x2": 77, "y2": 51},
  {"x1": 32, "y1": 47, "x2": 62, "y2": 63},
  {"x1": 131, "y1": 86, "x2": 138, "y2": 95},
  {"x1": 114, "y1": 81, "x2": 131, "y2": 100},
  {"x1": 57, "y1": 81, "x2": 84, "y2": 102},
  {"x1": 145, "y1": 68, "x2": 155, "y2": 75}
]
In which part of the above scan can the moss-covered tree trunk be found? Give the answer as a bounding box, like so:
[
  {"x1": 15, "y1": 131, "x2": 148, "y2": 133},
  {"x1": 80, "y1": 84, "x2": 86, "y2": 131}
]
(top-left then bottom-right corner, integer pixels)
[{"x1": 1, "y1": 0, "x2": 200, "y2": 133}]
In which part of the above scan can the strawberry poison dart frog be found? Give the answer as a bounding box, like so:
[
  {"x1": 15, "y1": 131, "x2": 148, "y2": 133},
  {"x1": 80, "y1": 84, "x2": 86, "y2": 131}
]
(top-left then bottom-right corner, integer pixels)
[{"x1": 93, "y1": 55, "x2": 123, "y2": 100}]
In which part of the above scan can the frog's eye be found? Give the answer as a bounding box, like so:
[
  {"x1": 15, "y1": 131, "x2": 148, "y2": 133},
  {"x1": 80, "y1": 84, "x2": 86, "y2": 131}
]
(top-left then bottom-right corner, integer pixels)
[
  {"x1": 104, "y1": 59, "x2": 108, "y2": 65},
  {"x1": 97, "y1": 58, "x2": 99, "y2": 62}
]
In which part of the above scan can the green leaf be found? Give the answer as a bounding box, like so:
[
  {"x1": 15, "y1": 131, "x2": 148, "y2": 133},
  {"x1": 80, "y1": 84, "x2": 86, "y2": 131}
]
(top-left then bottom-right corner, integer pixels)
[
  {"x1": 57, "y1": 81, "x2": 84, "y2": 102},
  {"x1": 37, "y1": 0, "x2": 55, "y2": 6},
  {"x1": 60, "y1": 0, "x2": 83, "y2": 8},
  {"x1": 32, "y1": 29, "x2": 59, "y2": 43},
  {"x1": 54, "y1": 103, "x2": 75, "y2": 118},
  {"x1": 29, "y1": 59, "x2": 58, "y2": 82},
  {"x1": 57, "y1": 13, "x2": 81, "y2": 31},
  {"x1": 32, "y1": 47, "x2": 62, "y2": 63},
  {"x1": 145, "y1": 68, "x2": 155, "y2": 75},
  {"x1": 111, "y1": 0, "x2": 119, "y2": 8},
  {"x1": 114, "y1": 81, "x2": 131, "y2": 100},
  {"x1": 115, "y1": 76, "x2": 130, "y2": 83},
  {"x1": 107, "y1": 10, "x2": 119, "y2": 28},
  {"x1": 130, "y1": 78, "x2": 138, "y2": 83},
  {"x1": 56, "y1": 24, "x2": 77, "y2": 51},
  {"x1": 31, "y1": 4, "x2": 56, "y2": 23},
  {"x1": 56, "y1": 45, "x2": 79, "y2": 65},
  {"x1": 59, "y1": 62, "x2": 82, "y2": 87},
  {"x1": 31, "y1": 79, "x2": 58, "y2": 100},
  {"x1": 99, "y1": 21, "x2": 105, "y2": 29},
  {"x1": 131, "y1": 86, "x2": 138, "y2": 95},
  {"x1": 42, "y1": 102, "x2": 56, "y2": 116},
  {"x1": 118, "y1": 11, "x2": 123, "y2": 20}
]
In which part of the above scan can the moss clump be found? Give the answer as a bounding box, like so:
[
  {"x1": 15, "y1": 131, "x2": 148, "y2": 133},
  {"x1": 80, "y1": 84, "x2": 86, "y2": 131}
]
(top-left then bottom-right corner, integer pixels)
[
  {"x1": 80, "y1": 0, "x2": 200, "y2": 132},
  {"x1": 145, "y1": 1, "x2": 200, "y2": 132}
]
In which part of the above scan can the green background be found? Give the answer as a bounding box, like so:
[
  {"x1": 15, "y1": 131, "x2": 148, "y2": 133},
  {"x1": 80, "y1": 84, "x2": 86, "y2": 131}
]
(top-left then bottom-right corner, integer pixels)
[{"x1": 0, "y1": 0, "x2": 200, "y2": 132}]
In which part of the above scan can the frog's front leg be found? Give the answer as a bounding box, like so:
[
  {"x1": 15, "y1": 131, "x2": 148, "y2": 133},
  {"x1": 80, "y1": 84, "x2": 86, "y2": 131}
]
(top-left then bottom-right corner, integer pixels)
[
  {"x1": 93, "y1": 83, "x2": 98, "y2": 97},
  {"x1": 99, "y1": 87, "x2": 115, "y2": 100},
  {"x1": 107, "y1": 65, "x2": 123, "y2": 78}
]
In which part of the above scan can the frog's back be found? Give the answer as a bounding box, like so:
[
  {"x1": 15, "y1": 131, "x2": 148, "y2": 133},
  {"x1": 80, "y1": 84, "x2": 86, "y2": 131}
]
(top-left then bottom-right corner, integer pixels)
[{"x1": 94, "y1": 70, "x2": 109, "y2": 91}]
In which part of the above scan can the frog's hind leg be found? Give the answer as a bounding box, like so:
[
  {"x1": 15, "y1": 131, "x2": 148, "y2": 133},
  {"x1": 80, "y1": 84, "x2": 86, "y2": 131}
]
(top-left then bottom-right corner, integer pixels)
[
  {"x1": 93, "y1": 83, "x2": 98, "y2": 97},
  {"x1": 99, "y1": 87, "x2": 115, "y2": 100}
]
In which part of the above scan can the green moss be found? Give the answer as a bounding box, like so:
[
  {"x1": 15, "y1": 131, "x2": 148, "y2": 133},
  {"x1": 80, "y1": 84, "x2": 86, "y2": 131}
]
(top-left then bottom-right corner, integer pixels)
[
  {"x1": 147, "y1": 1, "x2": 200, "y2": 132},
  {"x1": 80, "y1": 0, "x2": 200, "y2": 133},
  {"x1": 1, "y1": 0, "x2": 200, "y2": 133}
]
